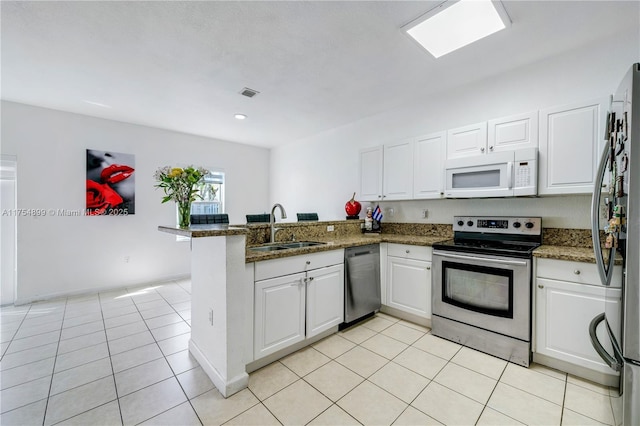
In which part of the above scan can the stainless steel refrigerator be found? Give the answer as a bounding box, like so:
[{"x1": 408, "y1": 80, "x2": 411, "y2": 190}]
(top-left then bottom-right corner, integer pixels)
[{"x1": 590, "y1": 63, "x2": 640, "y2": 426}]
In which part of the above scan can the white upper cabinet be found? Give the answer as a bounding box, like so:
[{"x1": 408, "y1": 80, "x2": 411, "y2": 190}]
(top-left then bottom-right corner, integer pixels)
[
  {"x1": 446, "y1": 122, "x2": 488, "y2": 159},
  {"x1": 383, "y1": 139, "x2": 414, "y2": 200},
  {"x1": 538, "y1": 98, "x2": 608, "y2": 195},
  {"x1": 413, "y1": 131, "x2": 445, "y2": 199},
  {"x1": 488, "y1": 111, "x2": 539, "y2": 152},
  {"x1": 359, "y1": 146, "x2": 384, "y2": 202},
  {"x1": 359, "y1": 140, "x2": 413, "y2": 202}
]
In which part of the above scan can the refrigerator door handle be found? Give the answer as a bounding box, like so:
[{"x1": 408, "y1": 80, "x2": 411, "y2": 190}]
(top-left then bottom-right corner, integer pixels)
[
  {"x1": 591, "y1": 143, "x2": 616, "y2": 287},
  {"x1": 589, "y1": 313, "x2": 622, "y2": 372}
]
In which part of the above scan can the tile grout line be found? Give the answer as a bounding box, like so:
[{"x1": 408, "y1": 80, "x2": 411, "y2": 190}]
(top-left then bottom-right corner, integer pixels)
[
  {"x1": 45, "y1": 296, "x2": 117, "y2": 425},
  {"x1": 98, "y1": 290, "x2": 125, "y2": 426},
  {"x1": 41, "y1": 297, "x2": 69, "y2": 426},
  {"x1": 127, "y1": 283, "x2": 200, "y2": 425}
]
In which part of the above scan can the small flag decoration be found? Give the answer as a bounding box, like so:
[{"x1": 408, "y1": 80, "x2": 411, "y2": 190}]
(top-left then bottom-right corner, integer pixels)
[{"x1": 372, "y1": 205, "x2": 383, "y2": 222}]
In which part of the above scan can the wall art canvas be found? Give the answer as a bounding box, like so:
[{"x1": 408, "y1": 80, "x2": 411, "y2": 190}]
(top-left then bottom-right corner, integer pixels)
[{"x1": 86, "y1": 149, "x2": 135, "y2": 215}]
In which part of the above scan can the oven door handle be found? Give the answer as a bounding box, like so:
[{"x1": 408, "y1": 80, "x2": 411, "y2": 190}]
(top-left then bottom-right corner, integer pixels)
[{"x1": 433, "y1": 250, "x2": 528, "y2": 267}]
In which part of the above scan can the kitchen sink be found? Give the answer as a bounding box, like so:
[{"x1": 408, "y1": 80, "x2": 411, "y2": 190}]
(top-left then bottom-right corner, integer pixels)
[
  {"x1": 278, "y1": 241, "x2": 325, "y2": 249},
  {"x1": 249, "y1": 245, "x2": 288, "y2": 252},
  {"x1": 249, "y1": 241, "x2": 326, "y2": 252}
]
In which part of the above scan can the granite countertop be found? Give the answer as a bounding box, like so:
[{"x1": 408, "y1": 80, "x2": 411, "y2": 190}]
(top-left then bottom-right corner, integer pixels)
[
  {"x1": 533, "y1": 245, "x2": 623, "y2": 264},
  {"x1": 245, "y1": 233, "x2": 450, "y2": 263},
  {"x1": 159, "y1": 222, "x2": 617, "y2": 265},
  {"x1": 158, "y1": 224, "x2": 249, "y2": 238},
  {"x1": 246, "y1": 235, "x2": 620, "y2": 264}
]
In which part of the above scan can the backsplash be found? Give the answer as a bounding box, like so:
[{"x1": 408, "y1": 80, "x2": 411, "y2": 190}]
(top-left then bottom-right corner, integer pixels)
[
  {"x1": 241, "y1": 220, "x2": 364, "y2": 245},
  {"x1": 381, "y1": 223, "x2": 452, "y2": 238},
  {"x1": 240, "y1": 220, "x2": 596, "y2": 248},
  {"x1": 542, "y1": 228, "x2": 596, "y2": 248}
]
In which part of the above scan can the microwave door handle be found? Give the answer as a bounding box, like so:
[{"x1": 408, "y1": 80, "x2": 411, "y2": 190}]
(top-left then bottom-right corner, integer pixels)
[
  {"x1": 507, "y1": 162, "x2": 513, "y2": 189},
  {"x1": 591, "y1": 143, "x2": 615, "y2": 286}
]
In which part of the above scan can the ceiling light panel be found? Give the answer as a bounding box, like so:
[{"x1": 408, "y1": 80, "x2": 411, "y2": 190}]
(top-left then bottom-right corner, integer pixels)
[{"x1": 404, "y1": 0, "x2": 511, "y2": 58}]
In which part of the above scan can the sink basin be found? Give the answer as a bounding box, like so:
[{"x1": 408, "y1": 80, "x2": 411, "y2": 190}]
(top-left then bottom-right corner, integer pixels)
[
  {"x1": 278, "y1": 241, "x2": 325, "y2": 249},
  {"x1": 249, "y1": 241, "x2": 326, "y2": 252},
  {"x1": 249, "y1": 245, "x2": 288, "y2": 252}
]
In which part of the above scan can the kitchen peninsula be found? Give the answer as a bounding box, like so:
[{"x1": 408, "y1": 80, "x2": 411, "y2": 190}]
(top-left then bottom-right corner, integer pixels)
[
  {"x1": 160, "y1": 220, "x2": 616, "y2": 399},
  {"x1": 158, "y1": 224, "x2": 250, "y2": 398}
]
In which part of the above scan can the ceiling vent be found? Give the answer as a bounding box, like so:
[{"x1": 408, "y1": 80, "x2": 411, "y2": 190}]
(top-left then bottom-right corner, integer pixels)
[{"x1": 240, "y1": 87, "x2": 259, "y2": 98}]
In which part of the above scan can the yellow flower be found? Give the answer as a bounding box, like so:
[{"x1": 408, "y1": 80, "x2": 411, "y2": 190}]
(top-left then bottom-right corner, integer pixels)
[{"x1": 168, "y1": 168, "x2": 183, "y2": 178}]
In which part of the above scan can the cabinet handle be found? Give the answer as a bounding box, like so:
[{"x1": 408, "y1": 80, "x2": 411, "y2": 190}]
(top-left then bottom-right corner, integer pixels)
[
  {"x1": 489, "y1": 146, "x2": 494, "y2": 151},
  {"x1": 405, "y1": 250, "x2": 410, "y2": 254},
  {"x1": 538, "y1": 284, "x2": 544, "y2": 289},
  {"x1": 574, "y1": 270, "x2": 581, "y2": 275},
  {"x1": 480, "y1": 147, "x2": 485, "y2": 153},
  {"x1": 426, "y1": 266, "x2": 431, "y2": 270},
  {"x1": 308, "y1": 277, "x2": 314, "y2": 281},
  {"x1": 306, "y1": 260, "x2": 311, "y2": 265}
]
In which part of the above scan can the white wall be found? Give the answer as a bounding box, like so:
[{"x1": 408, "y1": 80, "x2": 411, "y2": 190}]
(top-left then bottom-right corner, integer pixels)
[
  {"x1": 271, "y1": 29, "x2": 639, "y2": 229},
  {"x1": 1, "y1": 101, "x2": 270, "y2": 303}
]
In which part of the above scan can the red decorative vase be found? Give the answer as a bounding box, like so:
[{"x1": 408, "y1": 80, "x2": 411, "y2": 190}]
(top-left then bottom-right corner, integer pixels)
[{"x1": 345, "y1": 193, "x2": 361, "y2": 218}]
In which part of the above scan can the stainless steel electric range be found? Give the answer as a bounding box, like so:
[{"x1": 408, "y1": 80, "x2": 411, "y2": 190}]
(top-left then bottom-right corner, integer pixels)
[{"x1": 431, "y1": 216, "x2": 542, "y2": 367}]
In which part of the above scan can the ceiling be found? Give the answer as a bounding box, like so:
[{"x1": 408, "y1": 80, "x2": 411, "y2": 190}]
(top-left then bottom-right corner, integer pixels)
[{"x1": 2, "y1": 1, "x2": 638, "y2": 148}]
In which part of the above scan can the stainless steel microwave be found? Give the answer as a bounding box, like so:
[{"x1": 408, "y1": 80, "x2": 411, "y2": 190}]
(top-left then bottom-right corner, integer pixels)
[{"x1": 444, "y1": 148, "x2": 537, "y2": 198}]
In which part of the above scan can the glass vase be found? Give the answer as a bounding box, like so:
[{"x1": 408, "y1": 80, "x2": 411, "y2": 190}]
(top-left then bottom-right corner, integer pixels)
[{"x1": 177, "y1": 201, "x2": 192, "y2": 229}]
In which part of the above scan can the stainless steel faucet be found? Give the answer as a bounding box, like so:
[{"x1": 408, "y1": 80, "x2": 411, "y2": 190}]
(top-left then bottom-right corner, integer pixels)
[{"x1": 270, "y1": 203, "x2": 287, "y2": 243}]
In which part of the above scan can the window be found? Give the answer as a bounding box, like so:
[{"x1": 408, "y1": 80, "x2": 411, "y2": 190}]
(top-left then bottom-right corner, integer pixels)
[
  {"x1": 191, "y1": 171, "x2": 224, "y2": 215},
  {"x1": 176, "y1": 169, "x2": 225, "y2": 240}
]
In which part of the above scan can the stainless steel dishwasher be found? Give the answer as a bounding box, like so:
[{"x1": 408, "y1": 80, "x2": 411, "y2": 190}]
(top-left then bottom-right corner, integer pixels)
[{"x1": 344, "y1": 244, "x2": 381, "y2": 324}]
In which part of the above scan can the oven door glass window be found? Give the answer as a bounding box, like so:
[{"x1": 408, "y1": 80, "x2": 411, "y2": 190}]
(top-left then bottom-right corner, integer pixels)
[{"x1": 442, "y1": 261, "x2": 513, "y2": 318}]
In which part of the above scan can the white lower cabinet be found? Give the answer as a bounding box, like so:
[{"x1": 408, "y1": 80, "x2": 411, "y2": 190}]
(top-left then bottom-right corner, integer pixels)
[
  {"x1": 253, "y1": 250, "x2": 344, "y2": 360},
  {"x1": 534, "y1": 258, "x2": 622, "y2": 383},
  {"x1": 254, "y1": 272, "x2": 306, "y2": 359},
  {"x1": 384, "y1": 244, "x2": 432, "y2": 320}
]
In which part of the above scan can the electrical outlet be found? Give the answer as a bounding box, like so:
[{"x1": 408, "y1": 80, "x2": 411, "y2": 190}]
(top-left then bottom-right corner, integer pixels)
[
  {"x1": 124, "y1": 256, "x2": 130, "y2": 263},
  {"x1": 422, "y1": 209, "x2": 428, "y2": 219},
  {"x1": 327, "y1": 225, "x2": 335, "y2": 232},
  {"x1": 388, "y1": 208, "x2": 395, "y2": 217}
]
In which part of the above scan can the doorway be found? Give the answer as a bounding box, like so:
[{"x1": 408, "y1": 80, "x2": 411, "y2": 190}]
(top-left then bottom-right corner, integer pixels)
[{"x1": 1, "y1": 155, "x2": 17, "y2": 305}]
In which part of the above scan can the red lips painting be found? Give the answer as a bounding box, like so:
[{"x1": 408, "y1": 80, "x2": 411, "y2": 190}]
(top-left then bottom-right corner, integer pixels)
[{"x1": 86, "y1": 149, "x2": 135, "y2": 215}]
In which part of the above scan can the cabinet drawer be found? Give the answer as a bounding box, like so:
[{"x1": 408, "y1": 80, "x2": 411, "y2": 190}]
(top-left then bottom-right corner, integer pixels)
[
  {"x1": 255, "y1": 249, "x2": 344, "y2": 281},
  {"x1": 536, "y1": 258, "x2": 622, "y2": 287},
  {"x1": 387, "y1": 243, "x2": 432, "y2": 261}
]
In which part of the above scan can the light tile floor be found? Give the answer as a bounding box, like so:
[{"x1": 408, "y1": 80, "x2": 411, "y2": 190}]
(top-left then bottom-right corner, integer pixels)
[{"x1": 0, "y1": 280, "x2": 621, "y2": 425}]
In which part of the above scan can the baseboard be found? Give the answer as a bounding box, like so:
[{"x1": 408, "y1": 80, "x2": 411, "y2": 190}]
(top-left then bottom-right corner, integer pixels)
[
  {"x1": 379, "y1": 305, "x2": 431, "y2": 329},
  {"x1": 12, "y1": 274, "x2": 190, "y2": 306},
  {"x1": 246, "y1": 326, "x2": 338, "y2": 373},
  {"x1": 533, "y1": 352, "x2": 620, "y2": 388},
  {"x1": 189, "y1": 339, "x2": 248, "y2": 398}
]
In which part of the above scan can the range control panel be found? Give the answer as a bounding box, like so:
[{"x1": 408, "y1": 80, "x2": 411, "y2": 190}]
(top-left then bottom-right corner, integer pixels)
[{"x1": 453, "y1": 216, "x2": 542, "y2": 235}]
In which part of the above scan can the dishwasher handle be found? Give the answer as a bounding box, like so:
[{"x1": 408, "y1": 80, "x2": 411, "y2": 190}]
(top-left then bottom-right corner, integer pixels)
[{"x1": 349, "y1": 250, "x2": 374, "y2": 257}]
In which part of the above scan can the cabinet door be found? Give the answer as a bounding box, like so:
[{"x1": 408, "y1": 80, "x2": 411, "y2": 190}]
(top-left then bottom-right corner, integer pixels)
[
  {"x1": 359, "y1": 146, "x2": 384, "y2": 202},
  {"x1": 254, "y1": 272, "x2": 306, "y2": 359},
  {"x1": 446, "y1": 122, "x2": 488, "y2": 159},
  {"x1": 306, "y1": 264, "x2": 344, "y2": 338},
  {"x1": 413, "y1": 132, "x2": 445, "y2": 199},
  {"x1": 488, "y1": 111, "x2": 538, "y2": 152},
  {"x1": 535, "y1": 278, "x2": 621, "y2": 374},
  {"x1": 383, "y1": 139, "x2": 414, "y2": 200},
  {"x1": 386, "y1": 256, "x2": 431, "y2": 319},
  {"x1": 538, "y1": 98, "x2": 608, "y2": 195}
]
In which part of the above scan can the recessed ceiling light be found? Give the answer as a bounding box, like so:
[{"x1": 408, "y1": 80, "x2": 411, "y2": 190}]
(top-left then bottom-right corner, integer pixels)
[
  {"x1": 234, "y1": 114, "x2": 247, "y2": 120},
  {"x1": 404, "y1": 0, "x2": 511, "y2": 58},
  {"x1": 84, "y1": 100, "x2": 112, "y2": 108}
]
